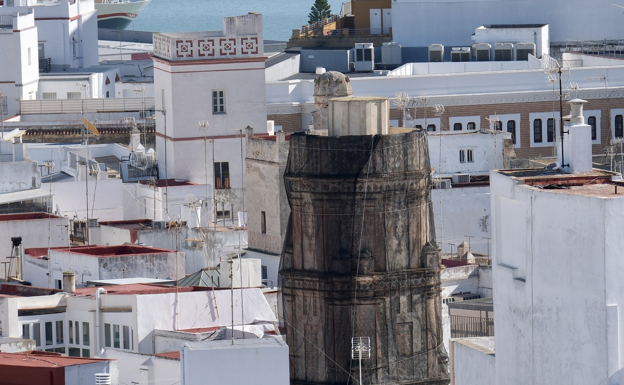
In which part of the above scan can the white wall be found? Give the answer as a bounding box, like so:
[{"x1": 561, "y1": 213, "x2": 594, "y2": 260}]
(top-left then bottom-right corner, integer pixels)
[
  {"x1": 432, "y1": 186, "x2": 491, "y2": 254},
  {"x1": 490, "y1": 170, "x2": 612, "y2": 385},
  {"x1": 65, "y1": 358, "x2": 119, "y2": 383},
  {"x1": 102, "y1": 349, "x2": 180, "y2": 385},
  {"x1": 181, "y1": 338, "x2": 289, "y2": 385},
  {"x1": 47, "y1": 179, "x2": 124, "y2": 221},
  {"x1": 391, "y1": 0, "x2": 622, "y2": 48},
  {"x1": 0, "y1": 160, "x2": 40, "y2": 193},
  {"x1": 451, "y1": 338, "x2": 495, "y2": 385}
]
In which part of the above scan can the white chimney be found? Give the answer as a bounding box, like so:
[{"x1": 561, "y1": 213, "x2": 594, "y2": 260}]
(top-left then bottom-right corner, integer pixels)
[
  {"x1": 558, "y1": 99, "x2": 592, "y2": 174},
  {"x1": 63, "y1": 271, "x2": 76, "y2": 293}
]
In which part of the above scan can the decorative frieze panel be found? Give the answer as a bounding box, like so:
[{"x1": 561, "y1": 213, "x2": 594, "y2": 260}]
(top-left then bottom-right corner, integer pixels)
[{"x1": 153, "y1": 33, "x2": 263, "y2": 61}]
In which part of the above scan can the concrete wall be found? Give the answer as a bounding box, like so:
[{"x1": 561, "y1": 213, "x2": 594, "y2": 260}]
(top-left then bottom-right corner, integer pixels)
[
  {"x1": 0, "y1": 160, "x2": 40, "y2": 194},
  {"x1": 181, "y1": 338, "x2": 289, "y2": 385},
  {"x1": 441, "y1": 265, "x2": 479, "y2": 298},
  {"x1": 0, "y1": 337, "x2": 35, "y2": 352},
  {"x1": 490, "y1": 170, "x2": 612, "y2": 385},
  {"x1": 47, "y1": 179, "x2": 124, "y2": 221},
  {"x1": 432, "y1": 186, "x2": 491, "y2": 255},
  {"x1": 451, "y1": 338, "x2": 495, "y2": 385},
  {"x1": 265, "y1": 54, "x2": 300, "y2": 82},
  {"x1": 102, "y1": 349, "x2": 180, "y2": 385}
]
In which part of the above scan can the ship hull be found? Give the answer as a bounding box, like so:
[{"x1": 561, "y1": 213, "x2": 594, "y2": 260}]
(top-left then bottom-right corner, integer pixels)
[{"x1": 95, "y1": 0, "x2": 152, "y2": 30}]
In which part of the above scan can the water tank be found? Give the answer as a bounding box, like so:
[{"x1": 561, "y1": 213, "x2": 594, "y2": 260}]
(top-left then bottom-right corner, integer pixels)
[
  {"x1": 353, "y1": 43, "x2": 374, "y2": 72},
  {"x1": 451, "y1": 47, "x2": 470, "y2": 62},
  {"x1": 475, "y1": 43, "x2": 491, "y2": 62},
  {"x1": 494, "y1": 43, "x2": 514, "y2": 61},
  {"x1": 381, "y1": 42, "x2": 402, "y2": 66},
  {"x1": 428, "y1": 44, "x2": 444, "y2": 62},
  {"x1": 516, "y1": 42, "x2": 536, "y2": 61}
]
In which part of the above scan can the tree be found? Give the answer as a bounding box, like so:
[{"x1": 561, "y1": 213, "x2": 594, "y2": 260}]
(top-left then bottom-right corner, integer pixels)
[{"x1": 308, "y1": 0, "x2": 332, "y2": 24}]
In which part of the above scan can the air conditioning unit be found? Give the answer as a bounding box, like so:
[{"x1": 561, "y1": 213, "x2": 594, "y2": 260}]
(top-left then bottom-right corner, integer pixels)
[
  {"x1": 475, "y1": 43, "x2": 491, "y2": 62},
  {"x1": 381, "y1": 42, "x2": 402, "y2": 66},
  {"x1": 88, "y1": 218, "x2": 99, "y2": 228},
  {"x1": 451, "y1": 47, "x2": 470, "y2": 62},
  {"x1": 152, "y1": 220, "x2": 166, "y2": 230},
  {"x1": 516, "y1": 42, "x2": 536, "y2": 61},
  {"x1": 494, "y1": 43, "x2": 514, "y2": 61},
  {"x1": 428, "y1": 44, "x2": 444, "y2": 62},
  {"x1": 434, "y1": 179, "x2": 452, "y2": 189},
  {"x1": 452, "y1": 174, "x2": 470, "y2": 184}
]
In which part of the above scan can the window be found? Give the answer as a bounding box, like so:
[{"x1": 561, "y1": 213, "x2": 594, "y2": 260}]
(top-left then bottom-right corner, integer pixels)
[
  {"x1": 75, "y1": 321, "x2": 80, "y2": 345},
  {"x1": 588, "y1": 116, "x2": 597, "y2": 140},
  {"x1": 113, "y1": 324, "x2": 120, "y2": 348},
  {"x1": 42, "y1": 92, "x2": 57, "y2": 100},
  {"x1": 507, "y1": 120, "x2": 516, "y2": 145},
  {"x1": 495, "y1": 121, "x2": 502, "y2": 131},
  {"x1": 216, "y1": 210, "x2": 231, "y2": 219},
  {"x1": 467, "y1": 149, "x2": 474, "y2": 163},
  {"x1": 214, "y1": 162, "x2": 230, "y2": 189},
  {"x1": 467, "y1": 122, "x2": 476, "y2": 131},
  {"x1": 547, "y1": 118, "x2": 555, "y2": 142},
  {"x1": 69, "y1": 321, "x2": 73, "y2": 344},
  {"x1": 82, "y1": 322, "x2": 89, "y2": 346},
  {"x1": 67, "y1": 92, "x2": 81, "y2": 100},
  {"x1": 262, "y1": 265, "x2": 268, "y2": 281},
  {"x1": 38, "y1": 42, "x2": 45, "y2": 60},
  {"x1": 106, "y1": 91, "x2": 110, "y2": 98},
  {"x1": 56, "y1": 321, "x2": 63, "y2": 344},
  {"x1": 453, "y1": 123, "x2": 462, "y2": 131},
  {"x1": 82, "y1": 349, "x2": 90, "y2": 358},
  {"x1": 33, "y1": 323, "x2": 41, "y2": 347},
  {"x1": 212, "y1": 90, "x2": 225, "y2": 114},
  {"x1": 460, "y1": 149, "x2": 474, "y2": 163},
  {"x1": 427, "y1": 124, "x2": 436, "y2": 132},
  {"x1": 123, "y1": 326, "x2": 130, "y2": 350},
  {"x1": 534, "y1": 119, "x2": 542, "y2": 143},
  {"x1": 104, "y1": 323, "x2": 111, "y2": 348},
  {"x1": 616, "y1": 115, "x2": 623, "y2": 138},
  {"x1": 22, "y1": 324, "x2": 30, "y2": 339},
  {"x1": 459, "y1": 150, "x2": 465, "y2": 163},
  {"x1": 68, "y1": 348, "x2": 81, "y2": 357},
  {"x1": 261, "y1": 211, "x2": 266, "y2": 234},
  {"x1": 415, "y1": 125, "x2": 423, "y2": 130},
  {"x1": 55, "y1": 279, "x2": 62, "y2": 289}
]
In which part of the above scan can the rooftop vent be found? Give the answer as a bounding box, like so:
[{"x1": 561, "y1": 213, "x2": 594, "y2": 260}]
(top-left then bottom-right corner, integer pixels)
[
  {"x1": 494, "y1": 43, "x2": 514, "y2": 61},
  {"x1": 516, "y1": 42, "x2": 536, "y2": 61},
  {"x1": 451, "y1": 47, "x2": 471, "y2": 62},
  {"x1": 475, "y1": 43, "x2": 491, "y2": 62}
]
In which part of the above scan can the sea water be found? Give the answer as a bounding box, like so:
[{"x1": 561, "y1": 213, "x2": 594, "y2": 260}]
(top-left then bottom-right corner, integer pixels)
[{"x1": 130, "y1": 0, "x2": 345, "y2": 41}]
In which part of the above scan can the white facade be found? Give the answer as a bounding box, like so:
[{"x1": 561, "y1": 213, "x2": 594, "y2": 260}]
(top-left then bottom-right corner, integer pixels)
[
  {"x1": 181, "y1": 338, "x2": 289, "y2": 385},
  {"x1": 3, "y1": 0, "x2": 98, "y2": 71},
  {"x1": 101, "y1": 349, "x2": 180, "y2": 385},
  {"x1": 153, "y1": 13, "x2": 267, "y2": 214},
  {"x1": 0, "y1": 10, "x2": 39, "y2": 117},
  {"x1": 391, "y1": 0, "x2": 622, "y2": 50},
  {"x1": 488, "y1": 169, "x2": 624, "y2": 384}
]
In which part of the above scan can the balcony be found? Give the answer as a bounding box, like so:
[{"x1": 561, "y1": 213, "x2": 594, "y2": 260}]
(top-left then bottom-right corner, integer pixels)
[
  {"x1": 0, "y1": 15, "x2": 13, "y2": 29},
  {"x1": 288, "y1": 15, "x2": 391, "y2": 49},
  {"x1": 39, "y1": 58, "x2": 51, "y2": 73}
]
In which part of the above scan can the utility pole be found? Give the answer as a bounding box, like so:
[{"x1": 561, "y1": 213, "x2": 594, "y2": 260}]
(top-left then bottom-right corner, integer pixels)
[
  {"x1": 463, "y1": 235, "x2": 474, "y2": 250},
  {"x1": 482, "y1": 237, "x2": 492, "y2": 264},
  {"x1": 0, "y1": 91, "x2": 6, "y2": 140},
  {"x1": 448, "y1": 243, "x2": 456, "y2": 259}
]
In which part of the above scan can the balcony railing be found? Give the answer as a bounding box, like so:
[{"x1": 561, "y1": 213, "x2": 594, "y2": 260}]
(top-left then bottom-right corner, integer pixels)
[
  {"x1": 153, "y1": 33, "x2": 263, "y2": 61},
  {"x1": 39, "y1": 58, "x2": 51, "y2": 73},
  {"x1": 0, "y1": 15, "x2": 13, "y2": 29},
  {"x1": 20, "y1": 97, "x2": 155, "y2": 115},
  {"x1": 450, "y1": 315, "x2": 494, "y2": 338}
]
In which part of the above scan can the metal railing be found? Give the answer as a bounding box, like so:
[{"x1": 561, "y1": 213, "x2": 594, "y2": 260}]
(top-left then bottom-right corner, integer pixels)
[
  {"x1": 300, "y1": 15, "x2": 340, "y2": 34},
  {"x1": 0, "y1": 15, "x2": 13, "y2": 29},
  {"x1": 39, "y1": 58, "x2": 51, "y2": 73},
  {"x1": 20, "y1": 97, "x2": 155, "y2": 115},
  {"x1": 325, "y1": 27, "x2": 391, "y2": 37},
  {"x1": 450, "y1": 315, "x2": 494, "y2": 338}
]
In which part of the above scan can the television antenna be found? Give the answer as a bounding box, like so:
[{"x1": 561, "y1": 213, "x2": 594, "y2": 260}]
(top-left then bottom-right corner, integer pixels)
[
  {"x1": 542, "y1": 57, "x2": 569, "y2": 168},
  {"x1": 351, "y1": 337, "x2": 371, "y2": 385}
]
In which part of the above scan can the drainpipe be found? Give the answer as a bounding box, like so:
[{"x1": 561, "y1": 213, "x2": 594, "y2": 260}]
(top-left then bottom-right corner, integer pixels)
[{"x1": 95, "y1": 287, "x2": 107, "y2": 357}]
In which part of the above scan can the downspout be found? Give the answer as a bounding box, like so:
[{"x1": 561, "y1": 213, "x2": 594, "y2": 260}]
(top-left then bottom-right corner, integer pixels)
[{"x1": 95, "y1": 287, "x2": 107, "y2": 357}]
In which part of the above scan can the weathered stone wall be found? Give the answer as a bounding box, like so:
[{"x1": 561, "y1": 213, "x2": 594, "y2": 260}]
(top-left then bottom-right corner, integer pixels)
[{"x1": 281, "y1": 130, "x2": 449, "y2": 385}]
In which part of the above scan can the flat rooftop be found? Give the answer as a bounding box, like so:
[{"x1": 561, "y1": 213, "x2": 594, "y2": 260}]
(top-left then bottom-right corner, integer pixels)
[
  {"x1": 0, "y1": 213, "x2": 63, "y2": 222},
  {"x1": 497, "y1": 168, "x2": 624, "y2": 197},
  {"x1": 25, "y1": 245, "x2": 174, "y2": 259},
  {"x1": 0, "y1": 283, "x2": 61, "y2": 297},
  {"x1": 447, "y1": 297, "x2": 493, "y2": 312},
  {"x1": 0, "y1": 351, "x2": 112, "y2": 367},
  {"x1": 73, "y1": 283, "x2": 214, "y2": 296}
]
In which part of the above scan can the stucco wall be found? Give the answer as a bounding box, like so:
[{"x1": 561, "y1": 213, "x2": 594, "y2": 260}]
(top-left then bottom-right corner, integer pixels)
[
  {"x1": 451, "y1": 338, "x2": 495, "y2": 385},
  {"x1": 102, "y1": 349, "x2": 180, "y2": 385},
  {"x1": 0, "y1": 161, "x2": 40, "y2": 194}
]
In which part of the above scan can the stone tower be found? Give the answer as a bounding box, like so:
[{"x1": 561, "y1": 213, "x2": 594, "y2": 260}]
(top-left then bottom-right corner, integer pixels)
[
  {"x1": 312, "y1": 71, "x2": 352, "y2": 131},
  {"x1": 280, "y1": 97, "x2": 449, "y2": 385}
]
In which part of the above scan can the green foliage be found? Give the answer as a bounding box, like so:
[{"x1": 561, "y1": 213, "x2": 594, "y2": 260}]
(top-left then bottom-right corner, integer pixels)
[{"x1": 308, "y1": 0, "x2": 332, "y2": 24}]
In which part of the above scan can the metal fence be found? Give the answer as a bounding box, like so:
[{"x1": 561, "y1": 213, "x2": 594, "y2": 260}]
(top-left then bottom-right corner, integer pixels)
[
  {"x1": 0, "y1": 15, "x2": 13, "y2": 29},
  {"x1": 20, "y1": 97, "x2": 155, "y2": 115},
  {"x1": 450, "y1": 315, "x2": 494, "y2": 338}
]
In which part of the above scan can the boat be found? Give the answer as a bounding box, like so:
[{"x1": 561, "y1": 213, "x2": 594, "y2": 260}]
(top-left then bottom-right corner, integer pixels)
[{"x1": 94, "y1": 0, "x2": 153, "y2": 30}]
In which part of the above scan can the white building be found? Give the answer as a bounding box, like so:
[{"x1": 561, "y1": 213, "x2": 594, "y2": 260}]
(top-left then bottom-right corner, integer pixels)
[
  {"x1": 23, "y1": 245, "x2": 185, "y2": 289},
  {"x1": 152, "y1": 13, "x2": 268, "y2": 214},
  {"x1": 451, "y1": 100, "x2": 624, "y2": 384},
  {"x1": 181, "y1": 338, "x2": 289, "y2": 385},
  {"x1": 390, "y1": 0, "x2": 621, "y2": 61},
  {"x1": 0, "y1": 10, "x2": 39, "y2": 117}
]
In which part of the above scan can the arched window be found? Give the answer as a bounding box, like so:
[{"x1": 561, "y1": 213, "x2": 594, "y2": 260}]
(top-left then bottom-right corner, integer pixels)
[
  {"x1": 427, "y1": 124, "x2": 436, "y2": 132},
  {"x1": 547, "y1": 118, "x2": 555, "y2": 142},
  {"x1": 467, "y1": 122, "x2": 476, "y2": 130},
  {"x1": 453, "y1": 122, "x2": 462, "y2": 131}
]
